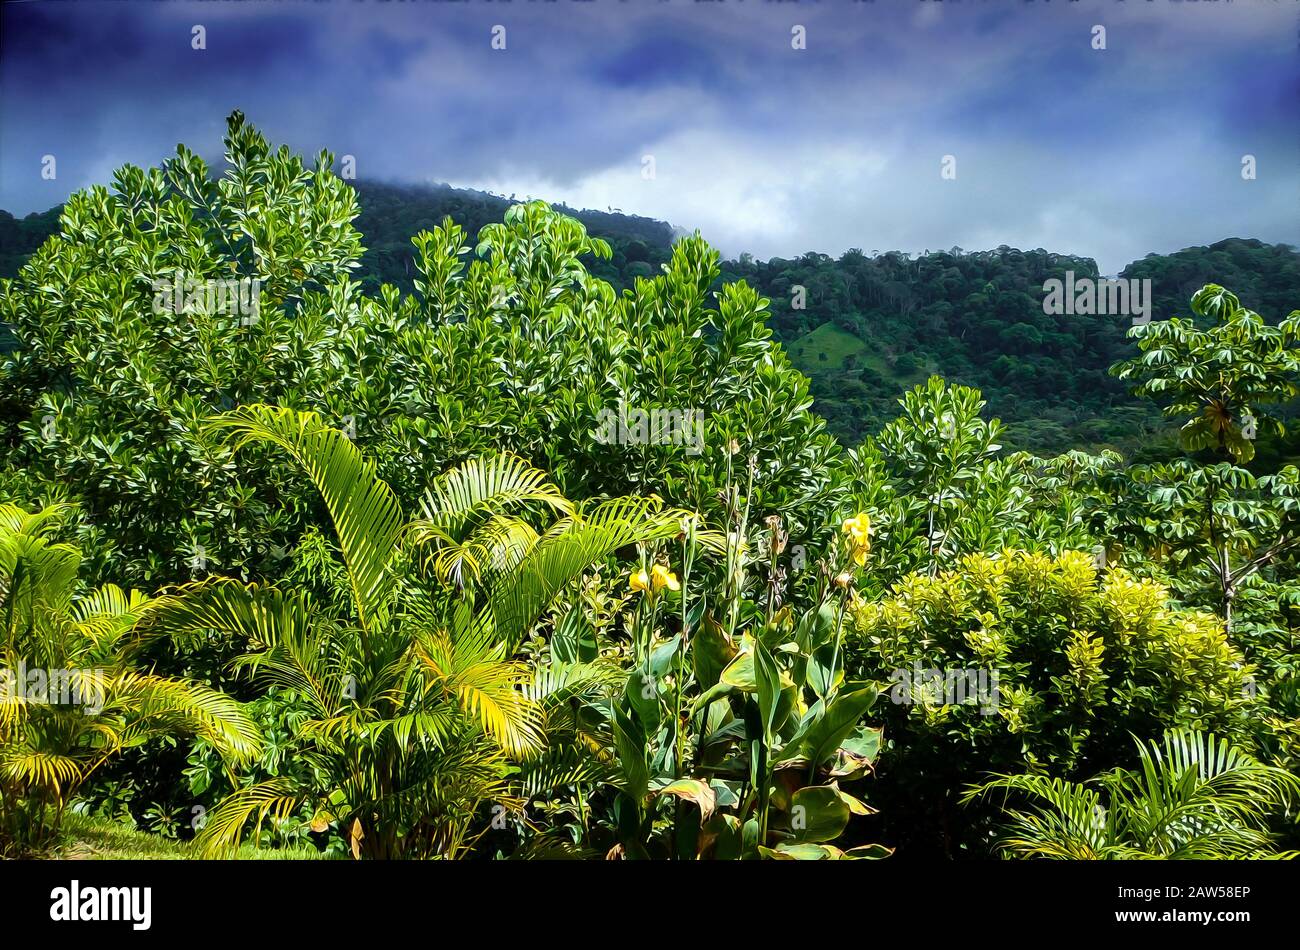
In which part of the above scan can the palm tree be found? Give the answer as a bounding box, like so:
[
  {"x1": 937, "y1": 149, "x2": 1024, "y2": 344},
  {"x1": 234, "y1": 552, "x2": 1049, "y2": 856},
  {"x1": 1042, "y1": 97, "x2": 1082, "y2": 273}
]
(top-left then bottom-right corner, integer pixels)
[
  {"x1": 153, "y1": 405, "x2": 709, "y2": 858},
  {"x1": 963, "y1": 730, "x2": 1300, "y2": 859},
  {"x1": 0, "y1": 503, "x2": 261, "y2": 855}
]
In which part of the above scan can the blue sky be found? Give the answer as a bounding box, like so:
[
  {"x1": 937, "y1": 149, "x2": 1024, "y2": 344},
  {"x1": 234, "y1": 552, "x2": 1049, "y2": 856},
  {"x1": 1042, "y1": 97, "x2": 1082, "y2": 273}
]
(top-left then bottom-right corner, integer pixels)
[{"x1": 2, "y1": 0, "x2": 1297, "y2": 273}]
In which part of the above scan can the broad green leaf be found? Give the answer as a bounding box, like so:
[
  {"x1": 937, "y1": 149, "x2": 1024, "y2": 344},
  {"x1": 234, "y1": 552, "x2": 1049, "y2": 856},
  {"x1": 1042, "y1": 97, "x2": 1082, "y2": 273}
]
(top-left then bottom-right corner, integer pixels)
[
  {"x1": 777, "y1": 685, "x2": 879, "y2": 769},
  {"x1": 788, "y1": 786, "x2": 851, "y2": 842}
]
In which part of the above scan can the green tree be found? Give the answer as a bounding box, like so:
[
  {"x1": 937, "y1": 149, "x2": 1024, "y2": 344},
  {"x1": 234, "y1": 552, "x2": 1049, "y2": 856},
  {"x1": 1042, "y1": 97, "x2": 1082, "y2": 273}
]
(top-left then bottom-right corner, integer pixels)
[
  {"x1": 0, "y1": 111, "x2": 364, "y2": 589},
  {"x1": 1112, "y1": 284, "x2": 1300, "y2": 463},
  {"x1": 0, "y1": 503, "x2": 260, "y2": 854},
  {"x1": 1094, "y1": 461, "x2": 1300, "y2": 630},
  {"x1": 344, "y1": 205, "x2": 847, "y2": 567},
  {"x1": 1106, "y1": 284, "x2": 1300, "y2": 630},
  {"x1": 857, "y1": 378, "x2": 1006, "y2": 576},
  {"x1": 153, "y1": 406, "x2": 703, "y2": 857}
]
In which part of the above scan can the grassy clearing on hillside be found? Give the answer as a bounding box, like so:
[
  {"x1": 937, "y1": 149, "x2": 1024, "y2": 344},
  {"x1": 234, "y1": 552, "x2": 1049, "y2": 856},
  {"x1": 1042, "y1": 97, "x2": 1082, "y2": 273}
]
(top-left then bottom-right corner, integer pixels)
[
  {"x1": 786, "y1": 321, "x2": 935, "y2": 384},
  {"x1": 786, "y1": 322, "x2": 869, "y2": 373}
]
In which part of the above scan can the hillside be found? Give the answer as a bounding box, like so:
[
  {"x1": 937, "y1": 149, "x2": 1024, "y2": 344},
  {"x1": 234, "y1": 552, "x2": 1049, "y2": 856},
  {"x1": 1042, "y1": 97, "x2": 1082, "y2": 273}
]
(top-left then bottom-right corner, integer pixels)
[
  {"x1": 352, "y1": 181, "x2": 676, "y2": 294},
  {"x1": 3, "y1": 183, "x2": 1296, "y2": 455}
]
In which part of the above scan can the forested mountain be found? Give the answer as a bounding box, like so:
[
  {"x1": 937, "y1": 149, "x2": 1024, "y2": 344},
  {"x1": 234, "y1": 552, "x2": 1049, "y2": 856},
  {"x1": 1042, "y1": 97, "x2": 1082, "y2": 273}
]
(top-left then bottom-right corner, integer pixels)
[
  {"x1": 3, "y1": 182, "x2": 1296, "y2": 455},
  {"x1": 0, "y1": 207, "x2": 61, "y2": 276},
  {"x1": 350, "y1": 181, "x2": 677, "y2": 294},
  {"x1": 0, "y1": 208, "x2": 61, "y2": 352},
  {"x1": 732, "y1": 246, "x2": 1138, "y2": 451},
  {"x1": 742, "y1": 239, "x2": 1300, "y2": 453}
]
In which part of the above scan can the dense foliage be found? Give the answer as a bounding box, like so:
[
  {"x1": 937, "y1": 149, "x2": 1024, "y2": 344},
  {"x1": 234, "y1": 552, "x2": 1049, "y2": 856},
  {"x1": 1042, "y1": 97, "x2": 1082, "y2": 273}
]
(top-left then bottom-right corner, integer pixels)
[
  {"x1": 849, "y1": 550, "x2": 1253, "y2": 856},
  {"x1": 8, "y1": 182, "x2": 1295, "y2": 459},
  {"x1": 0, "y1": 114, "x2": 1297, "y2": 860},
  {"x1": 0, "y1": 503, "x2": 258, "y2": 854}
]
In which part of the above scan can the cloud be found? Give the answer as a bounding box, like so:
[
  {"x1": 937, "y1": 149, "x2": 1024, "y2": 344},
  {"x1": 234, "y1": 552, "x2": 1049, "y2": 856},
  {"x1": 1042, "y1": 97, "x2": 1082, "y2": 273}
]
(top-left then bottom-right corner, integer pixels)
[{"x1": 1, "y1": 0, "x2": 1295, "y2": 273}]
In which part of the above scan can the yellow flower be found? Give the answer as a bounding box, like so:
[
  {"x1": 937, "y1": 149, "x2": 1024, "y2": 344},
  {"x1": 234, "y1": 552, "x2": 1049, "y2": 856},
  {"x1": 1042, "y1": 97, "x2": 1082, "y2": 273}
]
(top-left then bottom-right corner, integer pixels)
[
  {"x1": 650, "y1": 564, "x2": 680, "y2": 592},
  {"x1": 842, "y1": 513, "x2": 872, "y2": 541},
  {"x1": 842, "y1": 512, "x2": 872, "y2": 566},
  {"x1": 629, "y1": 569, "x2": 650, "y2": 593}
]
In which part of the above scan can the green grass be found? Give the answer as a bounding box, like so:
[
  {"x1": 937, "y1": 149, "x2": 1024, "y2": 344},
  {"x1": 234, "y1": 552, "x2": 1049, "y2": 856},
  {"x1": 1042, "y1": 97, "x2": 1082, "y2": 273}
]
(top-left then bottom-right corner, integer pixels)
[
  {"x1": 786, "y1": 322, "x2": 935, "y2": 385},
  {"x1": 46, "y1": 813, "x2": 323, "y2": 860},
  {"x1": 786, "y1": 323, "x2": 870, "y2": 374}
]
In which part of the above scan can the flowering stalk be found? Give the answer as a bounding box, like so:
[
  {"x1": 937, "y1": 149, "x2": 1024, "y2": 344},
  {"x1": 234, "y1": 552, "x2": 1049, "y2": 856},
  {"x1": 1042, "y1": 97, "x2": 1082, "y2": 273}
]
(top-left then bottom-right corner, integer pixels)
[{"x1": 827, "y1": 512, "x2": 872, "y2": 703}]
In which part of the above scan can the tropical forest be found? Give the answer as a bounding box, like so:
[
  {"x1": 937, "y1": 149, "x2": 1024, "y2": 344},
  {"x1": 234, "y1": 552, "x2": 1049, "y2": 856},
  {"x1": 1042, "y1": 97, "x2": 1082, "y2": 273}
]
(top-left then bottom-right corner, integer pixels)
[{"x1": 1, "y1": 112, "x2": 1298, "y2": 869}]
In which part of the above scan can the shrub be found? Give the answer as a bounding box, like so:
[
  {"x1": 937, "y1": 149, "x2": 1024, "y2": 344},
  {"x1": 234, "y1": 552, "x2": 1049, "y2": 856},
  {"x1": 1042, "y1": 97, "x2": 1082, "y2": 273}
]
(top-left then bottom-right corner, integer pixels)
[{"x1": 847, "y1": 549, "x2": 1254, "y2": 856}]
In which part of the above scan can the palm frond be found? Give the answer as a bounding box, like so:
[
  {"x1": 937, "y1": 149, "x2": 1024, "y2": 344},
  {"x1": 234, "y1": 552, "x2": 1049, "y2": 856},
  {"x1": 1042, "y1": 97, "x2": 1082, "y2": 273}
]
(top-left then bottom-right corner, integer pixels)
[
  {"x1": 0, "y1": 749, "x2": 84, "y2": 796},
  {"x1": 963, "y1": 773, "x2": 1107, "y2": 859},
  {"x1": 414, "y1": 630, "x2": 545, "y2": 758},
  {"x1": 207, "y1": 405, "x2": 405, "y2": 635},
  {"x1": 416, "y1": 452, "x2": 573, "y2": 538},
  {"x1": 481, "y1": 496, "x2": 704, "y2": 649},
  {"x1": 420, "y1": 514, "x2": 540, "y2": 589},
  {"x1": 112, "y1": 671, "x2": 263, "y2": 764},
  {"x1": 193, "y1": 778, "x2": 302, "y2": 858},
  {"x1": 144, "y1": 579, "x2": 316, "y2": 647},
  {"x1": 0, "y1": 502, "x2": 77, "y2": 538}
]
